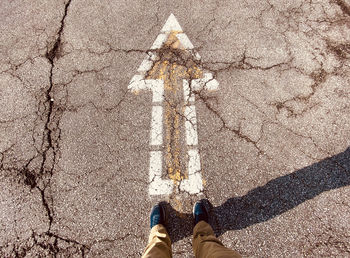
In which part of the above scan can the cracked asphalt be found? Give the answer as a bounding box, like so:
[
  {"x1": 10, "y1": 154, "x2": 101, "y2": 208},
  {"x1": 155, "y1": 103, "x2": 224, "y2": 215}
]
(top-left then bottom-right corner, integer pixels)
[{"x1": 1, "y1": 0, "x2": 350, "y2": 257}]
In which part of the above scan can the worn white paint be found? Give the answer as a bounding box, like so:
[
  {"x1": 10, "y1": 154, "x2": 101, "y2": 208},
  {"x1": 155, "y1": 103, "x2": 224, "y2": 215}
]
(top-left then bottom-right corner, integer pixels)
[
  {"x1": 128, "y1": 75, "x2": 145, "y2": 91},
  {"x1": 184, "y1": 105, "x2": 198, "y2": 146},
  {"x1": 150, "y1": 106, "x2": 163, "y2": 146},
  {"x1": 183, "y1": 74, "x2": 219, "y2": 103},
  {"x1": 151, "y1": 33, "x2": 167, "y2": 50},
  {"x1": 180, "y1": 149, "x2": 203, "y2": 194},
  {"x1": 137, "y1": 58, "x2": 153, "y2": 72},
  {"x1": 161, "y1": 13, "x2": 183, "y2": 33},
  {"x1": 192, "y1": 73, "x2": 219, "y2": 91},
  {"x1": 149, "y1": 151, "x2": 173, "y2": 195},
  {"x1": 128, "y1": 78, "x2": 164, "y2": 103},
  {"x1": 195, "y1": 52, "x2": 201, "y2": 60},
  {"x1": 146, "y1": 80, "x2": 164, "y2": 103},
  {"x1": 183, "y1": 79, "x2": 195, "y2": 103},
  {"x1": 128, "y1": 13, "x2": 220, "y2": 197},
  {"x1": 137, "y1": 53, "x2": 156, "y2": 72},
  {"x1": 176, "y1": 33, "x2": 194, "y2": 49}
]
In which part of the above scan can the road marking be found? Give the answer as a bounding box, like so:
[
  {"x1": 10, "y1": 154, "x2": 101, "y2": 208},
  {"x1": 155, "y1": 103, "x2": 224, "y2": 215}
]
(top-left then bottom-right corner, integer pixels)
[
  {"x1": 192, "y1": 73, "x2": 219, "y2": 90},
  {"x1": 183, "y1": 79, "x2": 195, "y2": 103},
  {"x1": 149, "y1": 151, "x2": 172, "y2": 195},
  {"x1": 150, "y1": 106, "x2": 163, "y2": 146},
  {"x1": 151, "y1": 34, "x2": 167, "y2": 50},
  {"x1": 176, "y1": 33, "x2": 194, "y2": 49},
  {"x1": 137, "y1": 53, "x2": 156, "y2": 72},
  {"x1": 128, "y1": 13, "x2": 219, "y2": 196},
  {"x1": 184, "y1": 105, "x2": 198, "y2": 146},
  {"x1": 180, "y1": 149, "x2": 202, "y2": 194},
  {"x1": 161, "y1": 13, "x2": 183, "y2": 32}
]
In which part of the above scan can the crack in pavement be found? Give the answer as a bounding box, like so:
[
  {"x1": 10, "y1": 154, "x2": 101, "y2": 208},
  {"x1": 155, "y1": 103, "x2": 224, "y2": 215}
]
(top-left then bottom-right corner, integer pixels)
[
  {"x1": 0, "y1": 231, "x2": 89, "y2": 258},
  {"x1": 270, "y1": 68, "x2": 328, "y2": 118},
  {"x1": 334, "y1": 0, "x2": 350, "y2": 17},
  {"x1": 195, "y1": 90, "x2": 265, "y2": 155},
  {"x1": 1, "y1": 0, "x2": 91, "y2": 256},
  {"x1": 132, "y1": 40, "x2": 267, "y2": 157},
  {"x1": 37, "y1": 0, "x2": 73, "y2": 230},
  {"x1": 1, "y1": 1, "x2": 350, "y2": 256}
]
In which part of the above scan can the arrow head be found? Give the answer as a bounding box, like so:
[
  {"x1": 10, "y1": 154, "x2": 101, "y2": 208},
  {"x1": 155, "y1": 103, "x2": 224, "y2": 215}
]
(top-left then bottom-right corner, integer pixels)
[
  {"x1": 128, "y1": 14, "x2": 219, "y2": 96},
  {"x1": 161, "y1": 13, "x2": 183, "y2": 33}
]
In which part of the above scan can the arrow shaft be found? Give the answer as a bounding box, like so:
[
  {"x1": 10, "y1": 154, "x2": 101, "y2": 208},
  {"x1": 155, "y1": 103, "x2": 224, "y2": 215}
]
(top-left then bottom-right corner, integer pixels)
[
  {"x1": 145, "y1": 37, "x2": 207, "y2": 194},
  {"x1": 128, "y1": 24, "x2": 220, "y2": 198}
]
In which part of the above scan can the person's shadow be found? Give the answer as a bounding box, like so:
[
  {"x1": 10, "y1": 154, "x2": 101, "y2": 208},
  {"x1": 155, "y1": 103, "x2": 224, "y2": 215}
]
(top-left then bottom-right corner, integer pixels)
[{"x1": 165, "y1": 147, "x2": 350, "y2": 243}]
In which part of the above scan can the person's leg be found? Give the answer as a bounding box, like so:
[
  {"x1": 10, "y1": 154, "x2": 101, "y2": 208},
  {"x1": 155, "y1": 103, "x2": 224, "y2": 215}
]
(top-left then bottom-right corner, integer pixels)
[
  {"x1": 193, "y1": 221, "x2": 241, "y2": 258},
  {"x1": 192, "y1": 200, "x2": 241, "y2": 258},
  {"x1": 142, "y1": 203, "x2": 172, "y2": 258},
  {"x1": 142, "y1": 224, "x2": 172, "y2": 258}
]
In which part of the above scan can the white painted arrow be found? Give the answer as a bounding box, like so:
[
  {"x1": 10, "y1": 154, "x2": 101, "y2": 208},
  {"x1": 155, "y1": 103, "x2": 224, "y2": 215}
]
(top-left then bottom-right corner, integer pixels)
[{"x1": 128, "y1": 13, "x2": 219, "y2": 196}]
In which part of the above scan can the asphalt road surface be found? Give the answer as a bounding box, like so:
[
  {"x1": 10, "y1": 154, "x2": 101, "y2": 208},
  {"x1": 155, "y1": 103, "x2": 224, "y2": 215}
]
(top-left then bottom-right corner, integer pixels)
[{"x1": 1, "y1": 0, "x2": 350, "y2": 257}]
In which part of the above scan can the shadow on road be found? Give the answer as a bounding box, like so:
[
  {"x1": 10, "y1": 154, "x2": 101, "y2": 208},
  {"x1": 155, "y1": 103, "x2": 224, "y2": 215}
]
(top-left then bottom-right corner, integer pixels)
[{"x1": 166, "y1": 147, "x2": 350, "y2": 243}]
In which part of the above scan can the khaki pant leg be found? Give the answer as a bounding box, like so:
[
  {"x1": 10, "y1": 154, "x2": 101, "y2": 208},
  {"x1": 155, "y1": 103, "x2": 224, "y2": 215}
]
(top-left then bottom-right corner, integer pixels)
[
  {"x1": 142, "y1": 224, "x2": 172, "y2": 258},
  {"x1": 192, "y1": 221, "x2": 241, "y2": 258}
]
